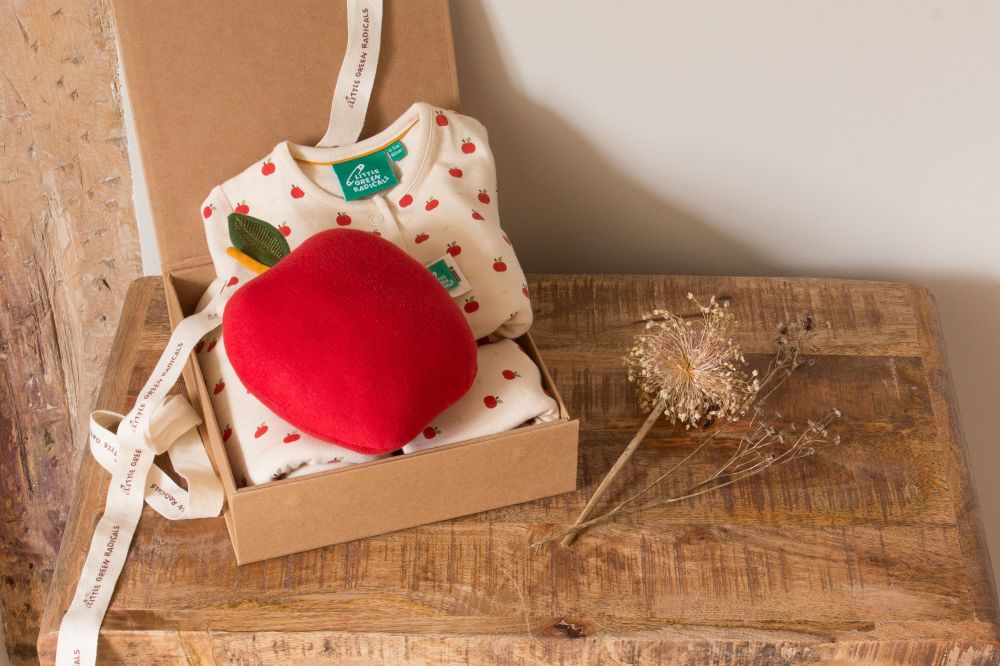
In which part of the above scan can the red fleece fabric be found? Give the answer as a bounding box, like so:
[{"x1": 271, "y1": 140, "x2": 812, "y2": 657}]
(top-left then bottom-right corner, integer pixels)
[{"x1": 223, "y1": 229, "x2": 477, "y2": 455}]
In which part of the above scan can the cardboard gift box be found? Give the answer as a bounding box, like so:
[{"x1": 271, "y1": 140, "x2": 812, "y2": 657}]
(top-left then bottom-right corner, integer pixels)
[{"x1": 113, "y1": 0, "x2": 579, "y2": 564}]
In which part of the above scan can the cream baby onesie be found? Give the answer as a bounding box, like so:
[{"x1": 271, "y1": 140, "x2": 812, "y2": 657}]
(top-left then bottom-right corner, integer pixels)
[
  {"x1": 200, "y1": 102, "x2": 531, "y2": 339},
  {"x1": 196, "y1": 102, "x2": 559, "y2": 484}
]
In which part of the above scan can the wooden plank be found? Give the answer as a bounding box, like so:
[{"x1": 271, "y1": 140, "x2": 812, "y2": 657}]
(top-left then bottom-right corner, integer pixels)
[
  {"x1": 37, "y1": 279, "x2": 158, "y2": 650},
  {"x1": 37, "y1": 275, "x2": 1000, "y2": 664},
  {"x1": 95, "y1": 522, "x2": 971, "y2": 624},
  {"x1": 529, "y1": 275, "x2": 922, "y2": 357},
  {"x1": 0, "y1": 1, "x2": 140, "y2": 663}
]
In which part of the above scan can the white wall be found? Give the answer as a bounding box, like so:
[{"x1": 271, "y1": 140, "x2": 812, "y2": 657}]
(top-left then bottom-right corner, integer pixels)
[
  {"x1": 130, "y1": 1, "x2": 1000, "y2": 584},
  {"x1": 450, "y1": 0, "x2": 1000, "y2": 588}
]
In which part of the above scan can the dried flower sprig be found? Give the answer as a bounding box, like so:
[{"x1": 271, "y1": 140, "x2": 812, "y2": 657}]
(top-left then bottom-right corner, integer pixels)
[
  {"x1": 628, "y1": 294, "x2": 759, "y2": 427},
  {"x1": 538, "y1": 407, "x2": 840, "y2": 547},
  {"x1": 553, "y1": 303, "x2": 839, "y2": 547}
]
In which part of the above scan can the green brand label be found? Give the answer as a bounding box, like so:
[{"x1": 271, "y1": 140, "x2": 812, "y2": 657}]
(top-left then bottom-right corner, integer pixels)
[
  {"x1": 427, "y1": 257, "x2": 461, "y2": 292},
  {"x1": 332, "y1": 150, "x2": 399, "y2": 201},
  {"x1": 425, "y1": 255, "x2": 471, "y2": 297},
  {"x1": 386, "y1": 140, "x2": 407, "y2": 162}
]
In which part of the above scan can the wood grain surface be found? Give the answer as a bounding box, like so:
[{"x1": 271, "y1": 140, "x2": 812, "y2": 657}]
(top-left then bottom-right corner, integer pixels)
[
  {"x1": 0, "y1": 2, "x2": 141, "y2": 663},
  {"x1": 38, "y1": 275, "x2": 1000, "y2": 665}
]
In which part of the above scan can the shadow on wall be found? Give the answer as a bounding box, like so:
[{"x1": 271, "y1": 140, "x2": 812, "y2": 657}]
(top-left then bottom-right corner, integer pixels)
[
  {"x1": 449, "y1": 0, "x2": 1000, "y2": 587},
  {"x1": 449, "y1": 0, "x2": 773, "y2": 277}
]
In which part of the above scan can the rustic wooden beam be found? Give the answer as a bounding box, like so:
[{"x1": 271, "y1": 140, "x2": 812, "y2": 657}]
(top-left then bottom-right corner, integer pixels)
[{"x1": 0, "y1": 1, "x2": 140, "y2": 662}]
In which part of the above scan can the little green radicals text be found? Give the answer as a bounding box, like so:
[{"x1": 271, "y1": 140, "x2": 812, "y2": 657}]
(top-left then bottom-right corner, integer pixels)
[{"x1": 347, "y1": 162, "x2": 391, "y2": 190}]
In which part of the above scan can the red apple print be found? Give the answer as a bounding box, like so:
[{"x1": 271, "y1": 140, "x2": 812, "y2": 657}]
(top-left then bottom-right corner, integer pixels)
[
  {"x1": 399, "y1": 193, "x2": 413, "y2": 207},
  {"x1": 425, "y1": 197, "x2": 439, "y2": 211},
  {"x1": 283, "y1": 433, "x2": 301, "y2": 444},
  {"x1": 434, "y1": 110, "x2": 449, "y2": 126},
  {"x1": 461, "y1": 138, "x2": 476, "y2": 154},
  {"x1": 213, "y1": 380, "x2": 225, "y2": 395},
  {"x1": 502, "y1": 233, "x2": 511, "y2": 245},
  {"x1": 194, "y1": 340, "x2": 205, "y2": 354},
  {"x1": 336, "y1": 212, "x2": 352, "y2": 226},
  {"x1": 227, "y1": 276, "x2": 239, "y2": 287},
  {"x1": 502, "y1": 369, "x2": 520, "y2": 380},
  {"x1": 415, "y1": 232, "x2": 430, "y2": 244},
  {"x1": 472, "y1": 210, "x2": 485, "y2": 221},
  {"x1": 278, "y1": 223, "x2": 291, "y2": 237},
  {"x1": 448, "y1": 167, "x2": 463, "y2": 178},
  {"x1": 202, "y1": 204, "x2": 215, "y2": 219},
  {"x1": 254, "y1": 423, "x2": 268, "y2": 439},
  {"x1": 478, "y1": 189, "x2": 491, "y2": 204},
  {"x1": 483, "y1": 395, "x2": 501, "y2": 409},
  {"x1": 446, "y1": 241, "x2": 461, "y2": 257},
  {"x1": 206, "y1": 339, "x2": 217, "y2": 353},
  {"x1": 464, "y1": 297, "x2": 479, "y2": 313},
  {"x1": 261, "y1": 159, "x2": 275, "y2": 176},
  {"x1": 492, "y1": 257, "x2": 508, "y2": 272},
  {"x1": 290, "y1": 185, "x2": 305, "y2": 199},
  {"x1": 235, "y1": 201, "x2": 250, "y2": 215},
  {"x1": 422, "y1": 426, "x2": 441, "y2": 439},
  {"x1": 522, "y1": 284, "x2": 530, "y2": 298},
  {"x1": 221, "y1": 424, "x2": 233, "y2": 442}
]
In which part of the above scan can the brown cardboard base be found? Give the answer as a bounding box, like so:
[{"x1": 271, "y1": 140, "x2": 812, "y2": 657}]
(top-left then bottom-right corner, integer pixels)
[{"x1": 165, "y1": 265, "x2": 579, "y2": 564}]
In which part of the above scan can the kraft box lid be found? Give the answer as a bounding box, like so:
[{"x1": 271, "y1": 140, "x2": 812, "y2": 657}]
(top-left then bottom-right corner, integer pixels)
[{"x1": 113, "y1": 0, "x2": 461, "y2": 275}]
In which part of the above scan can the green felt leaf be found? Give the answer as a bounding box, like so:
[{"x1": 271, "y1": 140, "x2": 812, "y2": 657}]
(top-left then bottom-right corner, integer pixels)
[{"x1": 227, "y1": 213, "x2": 290, "y2": 267}]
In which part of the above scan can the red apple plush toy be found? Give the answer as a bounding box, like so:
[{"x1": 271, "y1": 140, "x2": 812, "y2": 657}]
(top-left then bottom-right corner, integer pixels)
[{"x1": 223, "y1": 229, "x2": 477, "y2": 455}]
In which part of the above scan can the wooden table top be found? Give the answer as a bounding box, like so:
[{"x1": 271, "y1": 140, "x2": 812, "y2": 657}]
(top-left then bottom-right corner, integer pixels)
[{"x1": 39, "y1": 275, "x2": 999, "y2": 664}]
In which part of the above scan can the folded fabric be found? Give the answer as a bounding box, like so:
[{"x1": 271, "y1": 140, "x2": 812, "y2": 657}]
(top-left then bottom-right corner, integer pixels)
[{"x1": 403, "y1": 339, "x2": 560, "y2": 454}]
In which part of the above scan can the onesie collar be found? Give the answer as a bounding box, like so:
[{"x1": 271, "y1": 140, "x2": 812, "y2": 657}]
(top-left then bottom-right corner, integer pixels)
[{"x1": 272, "y1": 102, "x2": 437, "y2": 211}]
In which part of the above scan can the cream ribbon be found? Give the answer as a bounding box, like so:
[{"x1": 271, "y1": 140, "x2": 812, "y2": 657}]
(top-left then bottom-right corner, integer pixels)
[
  {"x1": 55, "y1": 287, "x2": 229, "y2": 665},
  {"x1": 88, "y1": 399, "x2": 222, "y2": 521},
  {"x1": 317, "y1": 0, "x2": 383, "y2": 147}
]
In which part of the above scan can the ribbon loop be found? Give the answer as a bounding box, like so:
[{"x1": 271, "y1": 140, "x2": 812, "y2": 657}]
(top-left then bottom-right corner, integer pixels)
[
  {"x1": 87, "y1": 395, "x2": 222, "y2": 522},
  {"x1": 57, "y1": 286, "x2": 232, "y2": 665}
]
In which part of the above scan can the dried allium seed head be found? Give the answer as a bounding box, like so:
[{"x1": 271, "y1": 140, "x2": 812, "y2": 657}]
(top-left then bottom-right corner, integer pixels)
[{"x1": 626, "y1": 296, "x2": 759, "y2": 427}]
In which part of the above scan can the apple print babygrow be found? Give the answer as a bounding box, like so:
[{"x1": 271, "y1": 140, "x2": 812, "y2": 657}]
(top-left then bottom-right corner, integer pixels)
[
  {"x1": 200, "y1": 102, "x2": 531, "y2": 340},
  {"x1": 194, "y1": 102, "x2": 557, "y2": 485}
]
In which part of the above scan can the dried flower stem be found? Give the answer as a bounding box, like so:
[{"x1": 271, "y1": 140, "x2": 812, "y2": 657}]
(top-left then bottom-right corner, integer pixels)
[
  {"x1": 560, "y1": 400, "x2": 666, "y2": 546},
  {"x1": 560, "y1": 296, "x2": 756, "y2": 547},
  {"x1": 605, "y1": 340, "x2": 803, "y2": 518},
  {"x1": 536, "y1": 408, "x2": 840, "y2": 547},
  {"x1": 543, "y1": 307, "x2": 835, "y2": 548}
]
